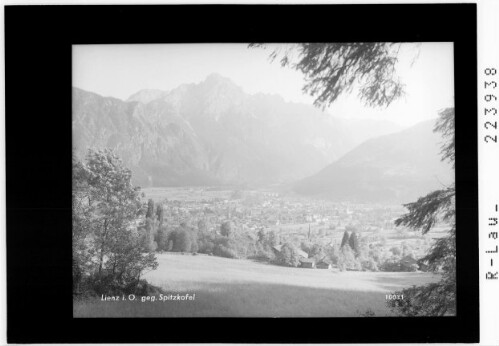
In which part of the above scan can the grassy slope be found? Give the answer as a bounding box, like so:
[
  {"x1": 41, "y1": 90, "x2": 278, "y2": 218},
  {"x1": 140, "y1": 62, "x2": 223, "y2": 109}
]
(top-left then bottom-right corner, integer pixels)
[{"x1": 74, "y1": 254, "x2": 439, "y2": 317}]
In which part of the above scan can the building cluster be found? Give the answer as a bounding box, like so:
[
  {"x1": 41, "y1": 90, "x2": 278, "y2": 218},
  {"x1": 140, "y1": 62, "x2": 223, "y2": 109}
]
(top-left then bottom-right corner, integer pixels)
[{"x1": 153, "y1": 188, "x2": 405, "y2": 239}]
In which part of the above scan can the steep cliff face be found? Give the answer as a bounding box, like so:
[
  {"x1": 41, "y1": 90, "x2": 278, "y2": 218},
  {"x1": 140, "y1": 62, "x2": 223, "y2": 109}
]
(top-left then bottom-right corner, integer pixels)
[
  {"x1": 73, "y1": 74, "x2": 401, "y2": 187},
  {"x1": 73, "y1": 88, "x2": 213, "y2": 187}
]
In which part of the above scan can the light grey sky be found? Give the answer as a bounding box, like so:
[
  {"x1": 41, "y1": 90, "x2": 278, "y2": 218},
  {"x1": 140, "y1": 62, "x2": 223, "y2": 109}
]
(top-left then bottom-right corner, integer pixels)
[{"x1": 73, "y1": 43, "x2": 454, "y2": 127}]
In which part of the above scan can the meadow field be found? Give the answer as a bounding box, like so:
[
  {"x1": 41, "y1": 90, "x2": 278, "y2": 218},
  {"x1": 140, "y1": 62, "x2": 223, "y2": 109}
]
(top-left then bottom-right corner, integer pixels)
[{"x1": 74, "y1": 253, "x2": 440, "y2": 317}]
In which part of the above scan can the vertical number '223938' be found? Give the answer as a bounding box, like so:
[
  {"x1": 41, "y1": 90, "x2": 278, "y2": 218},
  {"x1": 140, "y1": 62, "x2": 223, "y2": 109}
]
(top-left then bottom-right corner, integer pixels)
[{"x1": 484, "y1": 68, "x2": 498, "y2": 143}]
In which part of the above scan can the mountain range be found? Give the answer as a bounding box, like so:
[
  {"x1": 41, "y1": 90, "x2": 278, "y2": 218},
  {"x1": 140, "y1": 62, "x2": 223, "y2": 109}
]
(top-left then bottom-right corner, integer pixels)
[
  {"x1": 293, "y1": 119, "x2": 454, "y2": 204},
  {"x1": 73, "y1": 73, "x2": 402, "y2": 188}
]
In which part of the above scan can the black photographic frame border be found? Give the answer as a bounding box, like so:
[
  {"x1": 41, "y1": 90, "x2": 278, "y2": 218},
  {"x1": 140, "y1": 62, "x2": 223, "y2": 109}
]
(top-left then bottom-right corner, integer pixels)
[{"x1": 5, "y1": 3, "x2": 478, "y2": 343}]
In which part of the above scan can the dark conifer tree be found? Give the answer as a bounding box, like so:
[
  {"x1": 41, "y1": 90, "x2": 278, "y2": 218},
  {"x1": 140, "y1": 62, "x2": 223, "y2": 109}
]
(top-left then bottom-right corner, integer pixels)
[
  {"x1": 156, "y1": 204, "x2": 164, "y2": 225},
  {"x1": 389, "y1": 108, "x2": 456, "y2": 316},
  {"x1": 146, "y1": 198, "x2": 155, "y2": 219},
  {"x1": 340, "y1": 231, "x2": 350, "y2": 249},
  {"x1": 250, "y1": 43, "x2": 415, "y2": 109},
  {"x1": 348, "y1": 232, "x2": 360, "y2": 256}
]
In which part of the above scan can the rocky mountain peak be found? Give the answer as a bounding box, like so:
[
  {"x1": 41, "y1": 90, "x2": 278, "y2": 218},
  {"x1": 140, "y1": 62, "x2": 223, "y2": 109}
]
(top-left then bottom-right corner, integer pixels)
[{"x1": 73, "y1": 84, "x2": 407, "y2": 190}]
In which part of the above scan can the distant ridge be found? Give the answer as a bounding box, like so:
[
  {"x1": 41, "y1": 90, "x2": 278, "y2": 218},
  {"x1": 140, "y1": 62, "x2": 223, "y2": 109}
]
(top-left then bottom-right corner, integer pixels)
[
  {"x1": 293, "y1": 119, "x2": 454, "y2": 204},
  {"x1": 127, "y1": 89, "x2": 168, "y2": 104}
]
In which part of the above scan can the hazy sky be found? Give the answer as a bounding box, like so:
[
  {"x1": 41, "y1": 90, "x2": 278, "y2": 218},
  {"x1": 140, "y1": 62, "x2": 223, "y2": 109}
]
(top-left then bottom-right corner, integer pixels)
[{"x1": 73, "y1": 43, "x2": 454, "y2": 127}]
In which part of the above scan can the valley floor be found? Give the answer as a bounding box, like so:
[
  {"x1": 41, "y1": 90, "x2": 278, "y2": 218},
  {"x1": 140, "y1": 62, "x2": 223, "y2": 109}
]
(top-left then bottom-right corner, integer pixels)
[{"x1": 74, "y1": 253, "x2": 440, "y2": 317}]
